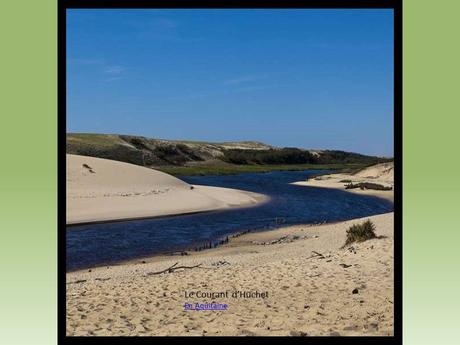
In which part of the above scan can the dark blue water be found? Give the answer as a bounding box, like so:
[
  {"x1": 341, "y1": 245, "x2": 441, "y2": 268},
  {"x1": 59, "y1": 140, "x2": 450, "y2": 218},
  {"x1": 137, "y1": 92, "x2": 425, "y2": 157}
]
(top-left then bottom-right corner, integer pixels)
[{"x1": 66, "y1": 170, "x2": 393, "y2": 271}]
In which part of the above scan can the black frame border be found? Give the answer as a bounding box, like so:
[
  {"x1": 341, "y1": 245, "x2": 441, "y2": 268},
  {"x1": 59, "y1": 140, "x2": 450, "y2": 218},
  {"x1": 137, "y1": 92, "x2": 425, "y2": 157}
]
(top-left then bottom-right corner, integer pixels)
[{"x1": 58, "y1": 1, "x2": 402, "y2": 344}]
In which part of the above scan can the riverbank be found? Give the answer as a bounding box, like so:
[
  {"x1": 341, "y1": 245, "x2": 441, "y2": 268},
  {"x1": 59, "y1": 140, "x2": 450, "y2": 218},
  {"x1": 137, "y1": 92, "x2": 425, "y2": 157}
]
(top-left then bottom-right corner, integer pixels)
[
  {"x1": 66, "y1": 211, "x2": 394, "y2": 336},
  {"x1": 66, "y1": 154, "x2": 268, "y2": 225}
]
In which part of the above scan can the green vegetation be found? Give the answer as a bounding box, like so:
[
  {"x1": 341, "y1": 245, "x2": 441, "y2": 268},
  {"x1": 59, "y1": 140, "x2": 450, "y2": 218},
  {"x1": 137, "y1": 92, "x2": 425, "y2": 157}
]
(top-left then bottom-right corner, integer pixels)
[
  {"x1": 67, "y1": 133, "x2": 126, "y2": 148},
  {"x1": 155, "y1": 163, "x2": 366, "y2": 176},
  {"x1": 222, "y1": 148, "x2": 316, "y2": 164},
  {"x1": 221, "y1": 148, "x2": 389, "y2": 166},
  {"x1": 67, "y1": 133, "x2": 393, "y2": 176},
  {"x1": 66, "y1": 133, "x2": 145, "y2": 165},
  {"x1": 339, "y1": 179, "x2": 352, "y2": 183},
  {"x1": 152, "y1": 144, "x2": 204, "y2": 165},
  {"x1": 342, "y1": 220, "x2": 377, "y2": 247},
  {"x1": 345, "y1": 182, "x2": 392, "y2": 191}
]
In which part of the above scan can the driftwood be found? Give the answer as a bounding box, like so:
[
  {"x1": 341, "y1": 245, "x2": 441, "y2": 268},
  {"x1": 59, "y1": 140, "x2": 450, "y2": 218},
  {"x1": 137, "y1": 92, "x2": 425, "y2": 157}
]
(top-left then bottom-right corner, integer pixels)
[
  {"x1": 146, "y1": 262, "x2": 203, "y2": 276},
  {"x1": 67, "y1": 279, "x2": 87, "y2": 285},
  {"x1": 82, "y1": 163, "x2": 95, "y2": 173},
  {"x1": 306, "y1": 251, "x2": 325, "y2": 260}
]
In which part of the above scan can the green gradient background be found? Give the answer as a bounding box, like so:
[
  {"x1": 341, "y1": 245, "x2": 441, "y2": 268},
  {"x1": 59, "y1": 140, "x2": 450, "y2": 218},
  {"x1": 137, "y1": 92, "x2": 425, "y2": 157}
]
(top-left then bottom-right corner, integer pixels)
[{"x1": 1, "y1": 1, "x2": 459, "y2": 344}]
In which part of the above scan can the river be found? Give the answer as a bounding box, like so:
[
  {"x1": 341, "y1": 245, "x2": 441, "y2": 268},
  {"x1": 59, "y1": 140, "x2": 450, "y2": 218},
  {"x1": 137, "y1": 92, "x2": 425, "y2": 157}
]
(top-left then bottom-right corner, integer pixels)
[{"x1": 66, "y1": 170, "x2": 393, "y2": 271}]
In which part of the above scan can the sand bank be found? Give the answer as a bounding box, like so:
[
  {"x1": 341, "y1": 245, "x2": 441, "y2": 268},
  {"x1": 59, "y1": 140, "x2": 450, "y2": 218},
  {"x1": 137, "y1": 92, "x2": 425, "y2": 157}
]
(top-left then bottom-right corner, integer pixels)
[
  {"x1": 66, "y1": 154, "x2": 267, "y2": 225},
  {"x1": 291, "y1": 162, "x2": 394, "y2": 202},
  {"x1": 67, "y1": 212, "x2": 394, "y2": 336}
]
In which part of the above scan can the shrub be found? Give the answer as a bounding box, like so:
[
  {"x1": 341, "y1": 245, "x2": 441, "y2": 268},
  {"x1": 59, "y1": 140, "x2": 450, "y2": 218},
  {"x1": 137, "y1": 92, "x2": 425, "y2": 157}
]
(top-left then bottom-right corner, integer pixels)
[
  {"x1": 343, "y1": 220, "x2": 377, "y2": 247},
  {"x1": 340, "y1": 179, "x2": 352, "y2": 183},
  {"x1": 345, "y1": 182, "x2": 392, "y2": 191}
]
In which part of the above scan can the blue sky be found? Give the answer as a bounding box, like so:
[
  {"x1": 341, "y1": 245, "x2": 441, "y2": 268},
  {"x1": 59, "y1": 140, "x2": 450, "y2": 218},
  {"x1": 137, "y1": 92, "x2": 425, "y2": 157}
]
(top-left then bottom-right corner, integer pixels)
[{"x1": 67, "y1": 9, "x2": 394, "y2": 156}]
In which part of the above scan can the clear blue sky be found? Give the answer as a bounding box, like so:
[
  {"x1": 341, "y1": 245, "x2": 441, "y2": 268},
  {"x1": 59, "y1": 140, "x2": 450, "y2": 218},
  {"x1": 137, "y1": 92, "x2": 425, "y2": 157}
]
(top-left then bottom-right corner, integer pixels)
[{"x1": 67, "y1": 9, "x2": 394, "y2": 156}]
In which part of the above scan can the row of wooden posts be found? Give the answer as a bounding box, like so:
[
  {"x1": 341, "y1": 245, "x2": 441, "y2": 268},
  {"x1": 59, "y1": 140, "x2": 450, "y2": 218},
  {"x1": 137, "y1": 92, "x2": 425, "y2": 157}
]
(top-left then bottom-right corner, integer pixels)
[{"x1": 192, "y1": 228, "x2": 252, "y2": 252}]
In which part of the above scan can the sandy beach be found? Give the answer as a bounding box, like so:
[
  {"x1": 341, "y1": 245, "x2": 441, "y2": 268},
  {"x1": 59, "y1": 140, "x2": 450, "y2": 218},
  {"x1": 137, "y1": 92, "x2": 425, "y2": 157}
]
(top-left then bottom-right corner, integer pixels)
[
  {"x1": 67, "y1": 154, "x2": 267, "y2": 225},
  {"x1": 66, "y1": 211, "x2": 394, "y2": 336},
  {"x1": 291, "y1": 162, "x2": 394, "y2": 202}
]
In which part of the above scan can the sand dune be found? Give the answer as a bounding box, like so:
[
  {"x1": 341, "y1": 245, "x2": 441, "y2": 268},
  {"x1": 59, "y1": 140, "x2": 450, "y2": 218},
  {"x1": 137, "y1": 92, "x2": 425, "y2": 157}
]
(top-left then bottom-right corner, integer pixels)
[
  {"x1": 291, "y1": 162, "x2": 394, "y2": 202},
  {"x1": 353, "y1": 162, "x2": 394, "y2": 182},
  {"x1": 66, "y1": 212, "x2": 394, "y2": 336},
  {"x1": 66, "y1": 154, "x2": 267, "y2": 225}
]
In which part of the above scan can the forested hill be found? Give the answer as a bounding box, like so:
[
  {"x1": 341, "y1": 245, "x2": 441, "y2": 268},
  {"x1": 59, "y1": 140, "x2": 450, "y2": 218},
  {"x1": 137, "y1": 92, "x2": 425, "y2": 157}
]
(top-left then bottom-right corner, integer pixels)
[{"x1": 67, "y1": 133, "x2": 391, "y2": 172}]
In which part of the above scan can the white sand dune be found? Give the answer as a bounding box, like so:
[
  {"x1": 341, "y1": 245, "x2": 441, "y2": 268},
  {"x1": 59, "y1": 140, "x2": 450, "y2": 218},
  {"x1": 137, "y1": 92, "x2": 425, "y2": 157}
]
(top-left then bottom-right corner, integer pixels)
[
  {"x1": 66, "y1": 154, "x2": 267, "y2": 225},
  {"x1": 353, "y1": 162, "x2": 394, "y2": 182},
  {"x1": 291, "y1": 162, "x2": 394, "y2": 202}
]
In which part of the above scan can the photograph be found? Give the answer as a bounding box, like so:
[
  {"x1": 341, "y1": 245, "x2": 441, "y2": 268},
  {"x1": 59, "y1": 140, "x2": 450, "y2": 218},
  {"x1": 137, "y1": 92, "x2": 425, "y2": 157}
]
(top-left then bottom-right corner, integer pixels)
[{"x1": 64, "y1": 5, "x2": 400, "y2": 338}]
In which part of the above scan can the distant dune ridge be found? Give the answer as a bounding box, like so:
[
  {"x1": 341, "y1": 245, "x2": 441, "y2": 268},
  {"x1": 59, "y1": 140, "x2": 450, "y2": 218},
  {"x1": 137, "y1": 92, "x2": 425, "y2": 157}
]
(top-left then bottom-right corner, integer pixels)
[
  {"x1": 66, "y1": 133, "x2": 390, "y2": 169},
  {"x1": 67, "y1": 133, "x2": 273, "y2": 167},
  {"x1": 66, "y1": 154, "x2": 267, "y2": 225}
]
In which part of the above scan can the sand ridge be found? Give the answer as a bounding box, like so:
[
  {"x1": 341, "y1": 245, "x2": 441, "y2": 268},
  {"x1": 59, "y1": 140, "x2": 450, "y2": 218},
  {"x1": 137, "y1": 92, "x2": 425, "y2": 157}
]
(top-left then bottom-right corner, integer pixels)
[{"x1": 66, "y1": 154, "x2": 267, "y2": 225}]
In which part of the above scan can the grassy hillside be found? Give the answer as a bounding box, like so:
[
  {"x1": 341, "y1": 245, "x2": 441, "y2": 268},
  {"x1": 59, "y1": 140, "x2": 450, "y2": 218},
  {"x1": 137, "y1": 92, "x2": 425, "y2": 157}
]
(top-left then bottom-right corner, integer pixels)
[{"x1": 67, "y1": 133, "x2": 391, "y2": 176}]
